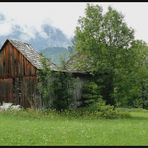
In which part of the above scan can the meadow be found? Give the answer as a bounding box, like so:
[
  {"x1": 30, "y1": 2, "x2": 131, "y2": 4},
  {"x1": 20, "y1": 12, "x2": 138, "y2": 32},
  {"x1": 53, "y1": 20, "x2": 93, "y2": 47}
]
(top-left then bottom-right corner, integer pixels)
[{"x1": 0, "y1": 108, "x2": 148, "y2": 146}]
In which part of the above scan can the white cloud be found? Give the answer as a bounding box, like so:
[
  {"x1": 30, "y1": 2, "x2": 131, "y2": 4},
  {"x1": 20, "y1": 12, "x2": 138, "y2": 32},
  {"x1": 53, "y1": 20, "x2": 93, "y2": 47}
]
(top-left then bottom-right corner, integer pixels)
[
  {"x1": 40, "y1": 31, "x2": 49, "y2": 39},
  {"x1": 0, "y1": 2, "x2": 147, "y2": 43},
  {"x1": 0, "y1": 19, "x2": 13, "y2": 36},
  {"x1": 0, "y1": 2, "x2": 86, "y2": 39}
]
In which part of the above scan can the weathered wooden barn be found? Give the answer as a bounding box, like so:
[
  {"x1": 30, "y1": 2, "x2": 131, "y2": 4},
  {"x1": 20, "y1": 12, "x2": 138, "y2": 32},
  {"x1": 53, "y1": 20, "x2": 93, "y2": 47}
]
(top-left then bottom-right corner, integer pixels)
[
  {"x1": 0, "y1": 39, "x2": 91, "y2": 108},
  {"x1": 0, "y1": 39, "x2": 57, "y2": 108}
]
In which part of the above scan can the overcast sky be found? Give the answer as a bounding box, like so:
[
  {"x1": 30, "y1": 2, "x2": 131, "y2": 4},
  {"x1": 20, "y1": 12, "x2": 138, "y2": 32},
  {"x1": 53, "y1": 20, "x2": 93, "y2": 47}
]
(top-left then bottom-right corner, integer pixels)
[{"x1": 0, "y1": 2, "x2": 148, "y2": 43}]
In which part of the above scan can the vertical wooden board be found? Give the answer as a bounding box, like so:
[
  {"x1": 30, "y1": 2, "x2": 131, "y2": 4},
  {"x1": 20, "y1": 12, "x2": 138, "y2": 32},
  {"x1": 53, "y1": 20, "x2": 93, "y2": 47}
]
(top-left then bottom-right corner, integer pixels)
[
  {"x1": 7, "y1": 45, "x2": 9, "y2": 76},
  {"x1": 1, "y1": 51, "x2": 4, "y2": 78},
  {"x1": 14, "y1": 46, "x2": 17, "y2": 77},
  {"x1": 29, "y1": 63, "x2": 31, "y2": 75},
  {"x1": 21, "y1": 54, "x2": 24, "y2": 76},
  {"x1": 3, "y1": 47, "x2": 5, "y2": 76},
  {"x1": 11, "y1": 44, "x2": 13, "y2": 77},
  {"x1": 11, "y1": 44, "x2": 14, "y2": 77},
  {"x1": 31, "y1": 66, "x2": 33, "y2": 75},
  {"x1": 8, "y1": 45, "x2": 10, "y2": 76},
  {"x1": 7, "y1": 44, "x2": 9, "y2": 76},
  {"x1": 18, "y1": 53, "x2": 21, "y2": 77},
  {"x1": 3, "y1": 50, "x2": 4, "y2": 78},
  {"x1": 17, "y1": 50, "x2": 20, "y2": 76},
  {"x1": 23, "y1": 57, "x2": 26, "y2": 76},
  {"x1": 1, "y1": 50, "x2": 3, "y2": 77},
  {"x1": 17, "y1": 48, "x2": 19, "y2": 76},
  {"x1": 0, "y1": 53, "x2": 1, "y2": 77},
  {"x1": 9, "y1": 43, "x2": 11, "y2": 77},
  {"x1": 6, "y1": 44, "x2": 9, "y2": 77},
  {"x1": 22, "y1": 56, "x2": 24, "y2": 75},
  {"x1": 15, "y1": 48, "x2": 17, "y2": 77},
  {"x1": 26, "y1": 61, "x2": 28, "y2": 76},
  {"x1": 25, "y1": 58, "x2": 27, "y2": 76},
  {"x1": 13, "y1": 46, "x2": 16, "y2": 77},
  {"x1": 24, "y1": 57, "x2": 26, "y2": 76},
  {"x1": 0, "y1": 55, "x2": 1, "y2": 77},
  {"x1": 4, "y1": 45, "x2": 7, "y2": 77},
  {"x1": 0, "y1": 79, "x2": 3, "y2": 100},
  {"x1": 13, "y1": 47, "x2": 16, "y2": 77},
  {"x1": 28, "y1": 61, "x2": 30, "y2": 76},
  {"x1": 4, "y1": 48, "x2": 6, "y2": 77},
  {"x1": 20, "y1": 53, "x2": 22, "y2": 76}
]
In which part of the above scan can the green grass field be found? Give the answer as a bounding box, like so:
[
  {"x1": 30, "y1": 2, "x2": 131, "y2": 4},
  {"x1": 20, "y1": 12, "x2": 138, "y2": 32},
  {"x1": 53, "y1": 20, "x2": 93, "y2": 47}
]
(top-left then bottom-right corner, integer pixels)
[{"x1": 0, "y1": 109, "x2": 148, "y2": 146}]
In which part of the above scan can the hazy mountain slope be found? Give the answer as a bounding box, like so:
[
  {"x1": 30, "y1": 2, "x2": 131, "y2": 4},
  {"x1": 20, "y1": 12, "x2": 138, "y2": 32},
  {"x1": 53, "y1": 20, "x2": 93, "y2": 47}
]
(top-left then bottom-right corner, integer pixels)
[
  {"x1": 0, "y1": 24, "x2": 71, "y2": 51},
  {"x1": 0, "y1": 22, "x2": 73, "y2": 65},
  {"x1": 30, "y1": 24, "x2": 72, "y2": 50},
  {"x1": 41, "y1": 47, "x2": 74, "y2": 65}
]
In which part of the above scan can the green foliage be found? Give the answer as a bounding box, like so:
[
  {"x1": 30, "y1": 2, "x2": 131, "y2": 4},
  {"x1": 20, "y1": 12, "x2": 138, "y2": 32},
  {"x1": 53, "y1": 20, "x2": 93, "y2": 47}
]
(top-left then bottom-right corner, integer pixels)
[
  {"x1": 37, "y1": 4, "x2": 148, "y2": 113},
  {"x1": 133, "y1": 98, "x2": 143, "y2": 108},
  {"x1": 79, "y1": 81, "x2": 101, "y2": 107},
  {"x1": 96, "y1": 99, "x2": 130, "y2": 119},
  {"x1": 37, "y1": 54, "x2": 76, "y2": 111},
  {"x1": 75, "y1": 4, "x2": 134, "y2": 62},
  {"x1": 74, "y1": 4, "x2": 148, "y2": 108},
  {"x1": 37, "y1": 54, "x2": 52, "y2": 108},
  {"x1": 118, "y1": 41, "x2": 148, "y2": 108},
  {"x1": 94, "y1": 69, "x2": 114, "y2": 105},
  {"x1": 51, "y1": 71, "x2": 75, "y2": 111}
]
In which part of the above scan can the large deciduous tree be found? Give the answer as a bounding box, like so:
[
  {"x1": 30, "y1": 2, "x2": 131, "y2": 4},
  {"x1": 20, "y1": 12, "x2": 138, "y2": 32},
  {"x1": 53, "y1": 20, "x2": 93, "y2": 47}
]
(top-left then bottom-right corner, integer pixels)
[{"x1": 74, "y1": 4, "x2": 148, "y2": 107}]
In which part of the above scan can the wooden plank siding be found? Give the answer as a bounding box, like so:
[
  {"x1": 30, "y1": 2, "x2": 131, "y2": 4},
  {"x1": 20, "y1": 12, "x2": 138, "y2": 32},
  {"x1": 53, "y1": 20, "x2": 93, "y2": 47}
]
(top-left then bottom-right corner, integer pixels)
[
  {"x1": 0, "y1": 42, "x2": 36, "y2": 78},
  {"x1": 0, "y1": 41, "x2": 38, "y2": 108}
]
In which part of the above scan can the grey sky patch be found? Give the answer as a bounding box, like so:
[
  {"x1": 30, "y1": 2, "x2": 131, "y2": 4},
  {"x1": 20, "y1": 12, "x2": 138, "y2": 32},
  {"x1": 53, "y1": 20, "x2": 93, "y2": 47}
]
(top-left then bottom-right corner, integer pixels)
[{"x1": 0, "y1": 14, "x2": 5, "y2": 22}]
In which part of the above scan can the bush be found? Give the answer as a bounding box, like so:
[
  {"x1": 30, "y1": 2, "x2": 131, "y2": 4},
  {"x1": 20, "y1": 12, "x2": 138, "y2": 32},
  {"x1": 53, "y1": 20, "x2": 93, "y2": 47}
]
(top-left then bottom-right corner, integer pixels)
[
  {"x1": 133, "y1": 98, "x2": 143, "y2": 108},
  {"x1": 96, "y1": 99, "x2": 131, "y2": 119}
]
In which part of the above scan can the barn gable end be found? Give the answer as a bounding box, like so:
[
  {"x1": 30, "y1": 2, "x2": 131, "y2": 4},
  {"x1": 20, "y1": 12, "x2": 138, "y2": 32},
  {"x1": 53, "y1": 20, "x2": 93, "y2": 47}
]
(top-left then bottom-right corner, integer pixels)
[
  {"x1": 0, "y1": 39, "x2": 37, "y2": 78},
  {"x1": 0, "y1": 39, "x2": 44, "y2": 108}
]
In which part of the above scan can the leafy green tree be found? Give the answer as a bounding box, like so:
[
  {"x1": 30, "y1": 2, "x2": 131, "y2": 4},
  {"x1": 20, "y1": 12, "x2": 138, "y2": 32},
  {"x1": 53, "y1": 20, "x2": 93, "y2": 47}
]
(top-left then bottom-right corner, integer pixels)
[
  {"x1": 75, "y1": 4, "x2": 134, "y2": 63},
  {"x1": 74, "y1": 4, "x2": 147, "y2": 107},
  {"x1": 126, "y1": 40, "x2": 148, "y2": 108}
]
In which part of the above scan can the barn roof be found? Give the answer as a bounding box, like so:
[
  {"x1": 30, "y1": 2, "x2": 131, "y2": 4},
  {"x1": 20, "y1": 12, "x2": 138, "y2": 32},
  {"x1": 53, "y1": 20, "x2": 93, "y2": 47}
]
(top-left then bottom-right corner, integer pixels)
[
  {"x1": 1, "y1": 39, "x2": 57, "y2": 70},
  {"x1": 64, "y1": 52, "x2": 94, "y2": 73},
  {"x1": 65, "y1": 52, "x2": 112, "y2": 76}
]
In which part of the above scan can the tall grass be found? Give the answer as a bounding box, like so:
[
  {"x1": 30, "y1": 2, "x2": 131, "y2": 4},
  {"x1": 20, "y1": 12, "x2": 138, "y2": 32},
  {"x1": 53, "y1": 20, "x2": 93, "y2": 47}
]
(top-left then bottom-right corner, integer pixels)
[{"x1": 0, "y1": 108, "x2": 148, "y2": 145}]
